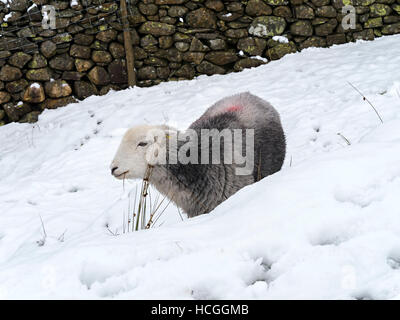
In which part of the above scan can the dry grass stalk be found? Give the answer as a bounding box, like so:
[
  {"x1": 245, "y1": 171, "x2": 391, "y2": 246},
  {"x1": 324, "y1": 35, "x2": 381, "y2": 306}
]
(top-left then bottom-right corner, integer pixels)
[
  {"x1": 120, "y1": 165, "x2": 175, "y2": 233},
  {"x1": 337, "y1": 133, "x2": 351, "y2": 145},
  {"x1": 134, "y1": 165, "x2": 153, "y2": 231}
]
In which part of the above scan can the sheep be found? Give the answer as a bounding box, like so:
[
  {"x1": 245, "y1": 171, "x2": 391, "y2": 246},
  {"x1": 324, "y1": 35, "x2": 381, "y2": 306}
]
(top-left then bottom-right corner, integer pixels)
[{"x1": 110, "y1": 92, "x2": 286, "y2": 217}]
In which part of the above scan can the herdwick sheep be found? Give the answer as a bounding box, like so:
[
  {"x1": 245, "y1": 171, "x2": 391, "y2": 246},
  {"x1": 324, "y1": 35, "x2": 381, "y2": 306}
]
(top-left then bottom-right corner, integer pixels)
[{"x1": 110, "y1": 92, "x2": 286, "y2": 217}]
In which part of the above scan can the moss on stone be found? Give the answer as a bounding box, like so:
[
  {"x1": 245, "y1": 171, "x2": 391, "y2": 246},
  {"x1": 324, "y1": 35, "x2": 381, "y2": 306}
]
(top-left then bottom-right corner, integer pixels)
[
  {"x1": 364, "y1": 17, "x2": 383, "y2": 28},
  {"x1": 267, "y1": 41, "x2": 297, "y2": 60},
  {"x1": 265, "y1": 0, "x2": 288, "y2": 5},
  {"x1": 370, "y1": 3, "x2": 392, "y2": 17},
  {"x1": 392, "y1": 4, "x2": 400, "y2": 14}
]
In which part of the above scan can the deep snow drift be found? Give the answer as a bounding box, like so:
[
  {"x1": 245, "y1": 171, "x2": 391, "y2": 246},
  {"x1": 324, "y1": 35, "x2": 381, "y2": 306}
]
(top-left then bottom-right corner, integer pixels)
[{"x1": 0, "y1": 35, "x2": 400, "y2": 299}]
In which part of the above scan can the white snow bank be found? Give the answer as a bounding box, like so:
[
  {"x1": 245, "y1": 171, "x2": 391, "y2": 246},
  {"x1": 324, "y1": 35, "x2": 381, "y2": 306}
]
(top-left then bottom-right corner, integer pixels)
[{"x1": 0, "y1": 35, "x2": 400, "y2": 299}]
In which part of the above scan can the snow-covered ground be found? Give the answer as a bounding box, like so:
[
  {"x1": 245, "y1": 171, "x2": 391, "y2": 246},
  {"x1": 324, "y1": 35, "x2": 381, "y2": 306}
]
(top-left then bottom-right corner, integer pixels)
[{"x1": 1, "y1": 35, "x2": 400, "y2": 299}]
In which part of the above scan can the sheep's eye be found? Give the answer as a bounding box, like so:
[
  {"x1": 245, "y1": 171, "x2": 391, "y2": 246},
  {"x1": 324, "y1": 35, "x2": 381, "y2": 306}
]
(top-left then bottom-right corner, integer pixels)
[{"x1": 137, "y1": 142, "x2": 148, "y2": 147}]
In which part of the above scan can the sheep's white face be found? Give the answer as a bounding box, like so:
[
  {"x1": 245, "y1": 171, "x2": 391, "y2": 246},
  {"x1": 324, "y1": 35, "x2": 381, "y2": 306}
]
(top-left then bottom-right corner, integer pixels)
[{"x1": 110, "y1": 125, "x2": 168, "y2": 180}]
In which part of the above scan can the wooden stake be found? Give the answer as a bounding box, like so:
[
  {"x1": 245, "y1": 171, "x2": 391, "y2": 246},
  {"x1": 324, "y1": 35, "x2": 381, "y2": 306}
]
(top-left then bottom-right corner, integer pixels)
[{"x1": 120, "y1": 0, "x2": 136, "y2": 87}]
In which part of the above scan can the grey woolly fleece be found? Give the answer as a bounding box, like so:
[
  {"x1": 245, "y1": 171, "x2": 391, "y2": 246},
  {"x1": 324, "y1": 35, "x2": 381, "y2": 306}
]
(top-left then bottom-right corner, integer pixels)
[{"x1": 150, "y1": 92, "x2": 286, "y2": 217}]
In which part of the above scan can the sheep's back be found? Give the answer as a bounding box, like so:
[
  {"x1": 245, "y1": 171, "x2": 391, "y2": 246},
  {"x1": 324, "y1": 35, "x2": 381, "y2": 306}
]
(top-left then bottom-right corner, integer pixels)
[
  {"x1": 190, "y1": 92, "x2": 281, "y2": 131},
  {"x1": 189, "y1": 92, "x2": 286, "y2": 180}
]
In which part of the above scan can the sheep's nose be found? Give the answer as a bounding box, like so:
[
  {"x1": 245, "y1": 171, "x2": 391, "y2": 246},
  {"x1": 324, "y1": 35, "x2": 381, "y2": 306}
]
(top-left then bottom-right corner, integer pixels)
[{"x1": 111, "y1": 166, "x2": 118, "y2": 175}]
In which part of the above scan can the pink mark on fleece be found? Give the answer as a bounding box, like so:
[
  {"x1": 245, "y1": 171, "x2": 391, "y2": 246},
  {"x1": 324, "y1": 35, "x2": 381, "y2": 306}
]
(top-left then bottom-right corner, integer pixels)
[{"x1": 225, "y1": 105, "x2": 242, "y2": 113}]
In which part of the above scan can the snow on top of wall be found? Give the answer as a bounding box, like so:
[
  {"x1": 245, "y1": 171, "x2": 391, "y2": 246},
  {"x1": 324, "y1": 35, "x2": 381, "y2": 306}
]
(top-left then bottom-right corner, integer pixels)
[
  {"x1": 3, "y1": 12, "x2": 12, "y2": 21},
  {"x1": 27, "y1": 3, "x2": 37, "y2": 11},
  {"x1": 273, "y1": 36, "x2": 289, "y2": 44},
  {"x1": 30, "y1": 82, "x2": 41, "y2": 89}
]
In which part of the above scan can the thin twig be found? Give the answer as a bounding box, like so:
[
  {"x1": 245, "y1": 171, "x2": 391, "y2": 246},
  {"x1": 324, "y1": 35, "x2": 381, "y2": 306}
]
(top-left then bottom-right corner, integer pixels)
[
  {"x1": 146, "y1": 191, "x2": 171, "y2": 229},
  {"x1": 337, "y1": 133, "x2": 351, "y2": 145},
  {"x1": 152, "y1": 196, "x2": 174, "y2": 228},
  {"x1": 347, "y1": 81, "x2": 383, "y2": 124},
  {"x1": 135, "y1": 165, "x2": 153, "y2": 231},
  {"x1": 177, "y1": 207, "x2": 184, "y2": 222},
  {"x1": 57, "y1": 229, "x2": 67, "y2": 242},
  {"x1": 38, "y1": 214, "x2": 47, "y2": 239},
  {"x1": 132, "y1": 184, "x2": 138, "y2": 232},
  {"x1": 106, "y1": 227, "x2": 120, "y2": 236},
  {"x1": 127, "y1": 193, "x2": 131, "y2": 233},
  {"x1": 37, "y1": 214, "x2": 47, "y2": 246}
]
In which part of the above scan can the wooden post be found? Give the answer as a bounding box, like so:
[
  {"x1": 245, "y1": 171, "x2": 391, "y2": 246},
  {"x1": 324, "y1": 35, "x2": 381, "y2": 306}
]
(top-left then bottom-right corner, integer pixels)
[{"x1": 120, "y1": 0, "x2": 136, "y2": 87}]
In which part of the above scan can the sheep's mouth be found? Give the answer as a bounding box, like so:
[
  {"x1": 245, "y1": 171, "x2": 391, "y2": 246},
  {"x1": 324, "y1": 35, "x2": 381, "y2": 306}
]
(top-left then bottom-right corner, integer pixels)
[{"x1": 114, "y1": 171, "x2": 129, "y2": 179}]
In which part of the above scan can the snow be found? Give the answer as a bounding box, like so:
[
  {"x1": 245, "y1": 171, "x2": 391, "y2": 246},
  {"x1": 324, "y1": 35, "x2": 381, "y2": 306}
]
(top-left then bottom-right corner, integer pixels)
[
  {"x1": 252, "y1": 55, "x2": 268, "y2": 63},
  {"x1": 27, "y1": 3, "x2": 37, "y2": 12},
  {"x1": 272, "y1": 36, "x2": 289, "y2": 44},
  {"x1": 30, "y1": 82, "x2": 41, "y2": 89},
  {"x1": 3, "y1": 12, "x2": 12, "y2": 22},
  {"x1": 1, "y1": 35, "x2": 400, "y2": 299}
]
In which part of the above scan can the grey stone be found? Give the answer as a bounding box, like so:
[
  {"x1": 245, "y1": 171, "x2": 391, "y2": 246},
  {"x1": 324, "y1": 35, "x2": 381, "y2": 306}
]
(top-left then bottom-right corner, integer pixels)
[
  {"x1": 9, "y1": 52, "x2": 32, "y2": 68},
  {"x1": 186, "y1": 8, "x2": 217, "y2": 29},
  {"x1": 88, "y1": 66, "x2": 110, "y2": 86},
  {"x1": 139, "y1": 22, "x2": 176, "y2": 36},
  {"x1": 74, "y1": 81, "x2": 98, "y2": 100},
  {"x1": 196, "y1": 61, "x2": 225, "y2": 75},
  {"x1": 40, "y1": 41, "x2": 57, "y2": 58},
  {"x1": 70, "y1": 44, "x2": 91, "y2": 59},
  {"x1": 290, "y1": 20, "x2": 314, "y2": 36},
  {"x1": 0, "y1": 65, "x2": 22, "y2": 82},
  {"x1": 49, "y1": 54, "x2": 75, "y2": 71},
  {"x1": 237, "y1": 37, "x2": 267, "y2": 56}
]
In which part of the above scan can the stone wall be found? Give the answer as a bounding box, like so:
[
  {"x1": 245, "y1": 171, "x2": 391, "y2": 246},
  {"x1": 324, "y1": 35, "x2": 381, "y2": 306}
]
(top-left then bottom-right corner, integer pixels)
[{"x1": 0, "y1": 0, "x2": 399, "y2": 125}]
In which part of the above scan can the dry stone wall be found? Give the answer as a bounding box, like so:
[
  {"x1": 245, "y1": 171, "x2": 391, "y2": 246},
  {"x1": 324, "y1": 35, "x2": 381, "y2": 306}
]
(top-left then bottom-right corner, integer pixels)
[{"x1": 0, "y1": 0, "x2": 399, "y2": 125}]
